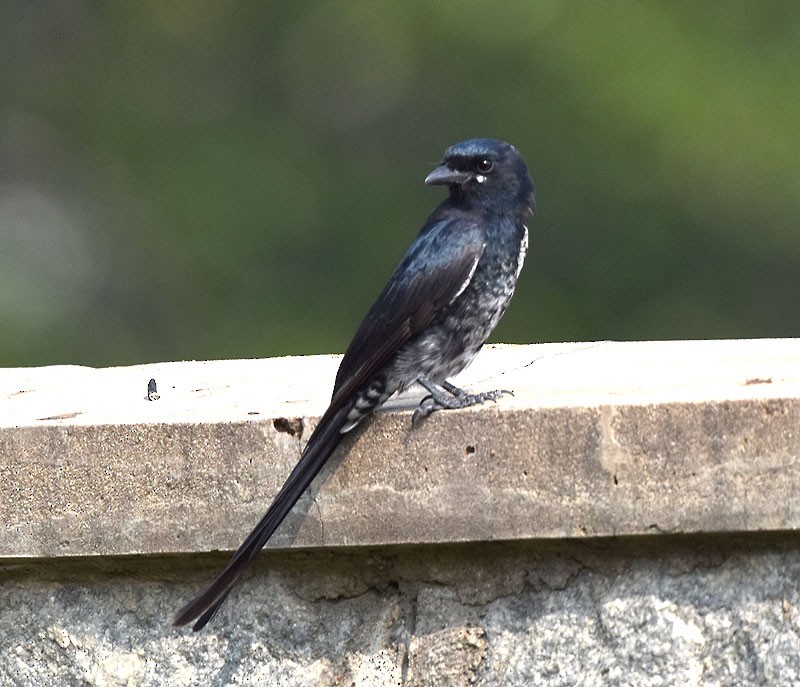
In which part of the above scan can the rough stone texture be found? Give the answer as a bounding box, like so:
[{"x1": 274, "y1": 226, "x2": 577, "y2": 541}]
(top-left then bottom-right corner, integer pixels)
[
  {"x1": 2, "y1": 538, "x2": 800, "y2": 686},
  {"x1": 2, "y1": 340, "x2": 800, "y2": 685}
]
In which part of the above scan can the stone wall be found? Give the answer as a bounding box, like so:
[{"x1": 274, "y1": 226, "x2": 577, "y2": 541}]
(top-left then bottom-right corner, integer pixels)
[{"x1": 2, "y1": 341, "x2": 799, "y2": 685}]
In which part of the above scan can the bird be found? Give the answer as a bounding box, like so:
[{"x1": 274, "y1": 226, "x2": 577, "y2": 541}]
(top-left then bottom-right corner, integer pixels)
[{"x1": 173, "y1": 138, "x2": 535, "y2": 630}]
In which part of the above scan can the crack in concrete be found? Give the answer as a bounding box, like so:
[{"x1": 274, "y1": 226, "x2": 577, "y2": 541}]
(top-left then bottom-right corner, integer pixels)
[
  {"x1": 599, "y1": 404, "x2": 635, "y2": 487},
  {"x1": 400, "y1": 585, "x2": 418, "y2": 685}
]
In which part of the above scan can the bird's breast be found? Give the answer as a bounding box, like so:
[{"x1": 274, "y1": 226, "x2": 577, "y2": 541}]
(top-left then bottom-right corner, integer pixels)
[{"x1": 390, "y1": 219, "x2": 527, "y2": 386}]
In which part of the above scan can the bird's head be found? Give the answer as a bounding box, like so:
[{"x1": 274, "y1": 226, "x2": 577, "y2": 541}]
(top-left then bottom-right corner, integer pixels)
[{"x1": 425, "y1": 138, "x2": 535, "y2": 218}]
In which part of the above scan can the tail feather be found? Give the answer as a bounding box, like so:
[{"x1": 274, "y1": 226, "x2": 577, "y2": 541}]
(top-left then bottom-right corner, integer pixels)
[{"x1": 173, "y1": 403, "x2": 352, "y2": 630}]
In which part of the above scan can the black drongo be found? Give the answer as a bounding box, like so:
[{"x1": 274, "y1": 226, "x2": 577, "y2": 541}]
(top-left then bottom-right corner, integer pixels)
[{"x1": 174, "y1": 138, "x2": 535, "y2": 630}]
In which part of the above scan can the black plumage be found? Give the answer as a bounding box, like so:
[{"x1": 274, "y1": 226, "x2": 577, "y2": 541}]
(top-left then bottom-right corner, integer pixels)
[{"x1": 174, "y1": 138, "x2": 535, "y2": 630}]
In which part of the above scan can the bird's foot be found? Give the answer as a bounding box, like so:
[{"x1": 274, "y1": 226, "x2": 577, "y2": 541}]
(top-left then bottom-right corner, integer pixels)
[{"x1": 412, "y1": 377, "x2": 512, "y2": 427}]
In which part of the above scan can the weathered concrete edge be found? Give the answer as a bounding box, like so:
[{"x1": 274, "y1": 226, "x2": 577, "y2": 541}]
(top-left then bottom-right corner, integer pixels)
[{"x1": 2, "y1": 341, "x2": 800, "y2": 559}]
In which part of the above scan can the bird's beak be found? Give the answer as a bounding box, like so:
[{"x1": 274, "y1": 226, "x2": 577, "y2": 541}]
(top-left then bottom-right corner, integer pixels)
[{"x1": 424, "y1": 164, "x2": 472, "y2": 186}]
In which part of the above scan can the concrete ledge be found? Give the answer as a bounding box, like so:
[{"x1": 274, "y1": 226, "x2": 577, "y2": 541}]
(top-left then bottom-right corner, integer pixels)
[{"x1": 2, "y1": 339, "x2": 799, "y2": 559}]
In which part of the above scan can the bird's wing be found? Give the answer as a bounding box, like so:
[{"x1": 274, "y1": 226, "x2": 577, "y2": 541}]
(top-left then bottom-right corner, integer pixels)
[
  {"x1": 174, "y1": 215, "x2": 486, "y2": 631},
  {"x1": 330, "y1": 215, "x2": 486, "y2": 410}
]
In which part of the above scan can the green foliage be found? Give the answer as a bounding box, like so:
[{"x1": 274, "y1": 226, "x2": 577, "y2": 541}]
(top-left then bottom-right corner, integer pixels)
[{"x1": 1, "y1": 1, "x2": 798, "y2": 366}]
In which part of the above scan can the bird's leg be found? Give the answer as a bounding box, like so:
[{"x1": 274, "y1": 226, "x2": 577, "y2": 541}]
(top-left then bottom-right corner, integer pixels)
[{"x1": 412, "y1": 376, "x2": 512, "y2": 426}]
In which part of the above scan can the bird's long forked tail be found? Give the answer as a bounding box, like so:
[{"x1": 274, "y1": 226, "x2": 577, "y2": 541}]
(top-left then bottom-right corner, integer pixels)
[{"x1": 173, "y1": 403, "x2": 352, "y2": 631}]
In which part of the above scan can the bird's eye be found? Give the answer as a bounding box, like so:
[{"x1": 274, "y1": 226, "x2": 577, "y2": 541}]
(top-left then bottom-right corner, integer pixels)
[{"x1": 476, "y1": 158, "x2": 493, "y2": 173}]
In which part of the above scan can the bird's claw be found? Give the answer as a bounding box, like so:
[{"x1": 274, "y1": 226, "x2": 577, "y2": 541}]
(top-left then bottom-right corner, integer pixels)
[
  {"x1": 411, "y1": 387, "x2": 513, "y2": 428},
  {"x1": 473, "y1": 388, "x2": 513, "y2": 403},
  {"x1": 412, "y1": 395, "x2": 436, "y2": 428}
]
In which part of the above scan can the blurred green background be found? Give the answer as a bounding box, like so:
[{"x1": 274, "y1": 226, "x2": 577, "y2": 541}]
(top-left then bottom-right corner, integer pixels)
[{"x1": 1, "y1": 1, "x2": 798, "y2": 368}]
